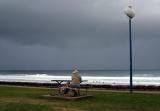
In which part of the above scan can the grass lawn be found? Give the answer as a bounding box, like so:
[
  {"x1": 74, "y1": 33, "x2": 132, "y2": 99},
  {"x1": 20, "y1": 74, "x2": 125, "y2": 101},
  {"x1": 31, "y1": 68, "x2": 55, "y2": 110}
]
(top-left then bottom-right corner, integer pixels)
[{"x1": 0, "y1": 86, "x2": 160, "y2": 111}]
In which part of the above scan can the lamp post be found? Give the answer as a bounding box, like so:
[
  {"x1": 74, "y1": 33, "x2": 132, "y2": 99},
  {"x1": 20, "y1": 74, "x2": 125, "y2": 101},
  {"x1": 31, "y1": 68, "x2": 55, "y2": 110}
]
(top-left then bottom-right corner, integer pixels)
[{"x1": 124, "y1": 6, "x2": 135, "y2": 93}]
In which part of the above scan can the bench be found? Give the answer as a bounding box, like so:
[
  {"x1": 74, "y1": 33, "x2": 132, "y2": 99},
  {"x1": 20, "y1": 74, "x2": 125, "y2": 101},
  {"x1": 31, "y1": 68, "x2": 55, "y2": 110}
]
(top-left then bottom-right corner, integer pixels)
[{"x1": 50, "y1": 80, "x2": 90, "y2": 96}]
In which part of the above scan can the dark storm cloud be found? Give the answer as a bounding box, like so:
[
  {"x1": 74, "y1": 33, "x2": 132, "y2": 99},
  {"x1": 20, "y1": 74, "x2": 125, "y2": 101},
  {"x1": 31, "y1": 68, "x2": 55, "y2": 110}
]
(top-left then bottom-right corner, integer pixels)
[
  {"x1": 0, "y1": 0, "x2": 160, "y2": 70},
  {"x1": 0, "y1": 0, "x2": 131, "y2": 48},
  {"x1": 0, "y1": 0, "x2": 160, "y2": 47},
  {"x1": 0, "y1": 0, "x2": 159, "y2": 49}
]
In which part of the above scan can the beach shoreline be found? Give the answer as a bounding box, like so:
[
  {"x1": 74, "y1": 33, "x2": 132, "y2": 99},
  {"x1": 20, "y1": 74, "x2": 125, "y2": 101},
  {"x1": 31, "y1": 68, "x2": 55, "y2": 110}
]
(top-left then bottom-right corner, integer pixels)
[{"x1": 1, "y1": 81, "x2": 160, "y2": 91}]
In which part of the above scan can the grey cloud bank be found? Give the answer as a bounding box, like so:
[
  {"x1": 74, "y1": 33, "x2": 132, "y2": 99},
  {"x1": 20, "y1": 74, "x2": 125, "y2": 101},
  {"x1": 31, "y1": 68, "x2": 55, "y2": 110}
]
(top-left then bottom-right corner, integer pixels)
[{"x1": 0, "y1": 0, "x2": 160, "y2": 70}]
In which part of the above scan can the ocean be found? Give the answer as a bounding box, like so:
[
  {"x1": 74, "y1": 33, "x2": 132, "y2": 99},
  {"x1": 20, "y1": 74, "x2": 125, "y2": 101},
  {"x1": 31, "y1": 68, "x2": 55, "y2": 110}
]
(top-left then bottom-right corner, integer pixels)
[{"x1": 0, "y1": 70, "x2": 160, "y2": 86}]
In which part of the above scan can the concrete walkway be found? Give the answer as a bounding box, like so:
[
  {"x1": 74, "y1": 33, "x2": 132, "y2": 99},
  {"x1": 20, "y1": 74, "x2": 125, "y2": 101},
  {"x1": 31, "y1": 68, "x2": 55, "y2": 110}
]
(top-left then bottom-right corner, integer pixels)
[{"x1": 1, "y1": 85, "x2": 160, "y2": 94}]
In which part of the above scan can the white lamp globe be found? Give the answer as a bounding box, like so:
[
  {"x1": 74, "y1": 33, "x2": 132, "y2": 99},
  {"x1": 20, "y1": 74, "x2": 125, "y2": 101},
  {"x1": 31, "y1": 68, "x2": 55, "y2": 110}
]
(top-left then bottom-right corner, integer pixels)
[{"x1": 124, "y1": 6, "x2": 135, "y2": 19}]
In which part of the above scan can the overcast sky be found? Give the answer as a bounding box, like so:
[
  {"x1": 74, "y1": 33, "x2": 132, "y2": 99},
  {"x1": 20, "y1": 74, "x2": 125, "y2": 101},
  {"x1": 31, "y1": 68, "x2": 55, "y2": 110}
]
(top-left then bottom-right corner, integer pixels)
[{"x1": 0, "y1": 0, "x2": 160, "y2": 70}]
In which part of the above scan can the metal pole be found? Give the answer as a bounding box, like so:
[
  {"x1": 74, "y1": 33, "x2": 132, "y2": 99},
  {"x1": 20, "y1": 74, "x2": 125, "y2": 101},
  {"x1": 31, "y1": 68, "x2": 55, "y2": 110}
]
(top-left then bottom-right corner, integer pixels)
[{"x1": 129, "y1": 19, "x2": 133, "y2": 92}]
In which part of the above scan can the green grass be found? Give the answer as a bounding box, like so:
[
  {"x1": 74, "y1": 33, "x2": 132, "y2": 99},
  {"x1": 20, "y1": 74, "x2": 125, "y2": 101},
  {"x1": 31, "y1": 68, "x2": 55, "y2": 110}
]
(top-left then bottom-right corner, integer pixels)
[{"x1": 0, "y1": 86, "x2": 160, "y2": 111}]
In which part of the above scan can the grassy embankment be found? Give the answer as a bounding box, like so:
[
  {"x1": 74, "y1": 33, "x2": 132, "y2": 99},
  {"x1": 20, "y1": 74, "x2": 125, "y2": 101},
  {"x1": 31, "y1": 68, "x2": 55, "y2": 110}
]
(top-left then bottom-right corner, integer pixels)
[{"x1": 0, "y1": 86, "x2": 160, "y2": 111}]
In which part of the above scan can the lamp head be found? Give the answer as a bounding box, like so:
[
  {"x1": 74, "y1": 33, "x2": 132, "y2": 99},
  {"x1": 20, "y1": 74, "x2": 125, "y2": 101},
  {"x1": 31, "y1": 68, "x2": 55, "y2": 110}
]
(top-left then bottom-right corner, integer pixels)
[{"x1": 124, "y1": 6, "x2": 135, "y2": 19}]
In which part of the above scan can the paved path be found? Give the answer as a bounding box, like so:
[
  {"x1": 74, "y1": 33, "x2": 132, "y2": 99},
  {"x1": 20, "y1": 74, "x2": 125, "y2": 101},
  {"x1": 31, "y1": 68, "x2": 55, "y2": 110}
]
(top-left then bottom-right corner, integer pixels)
[
  {"x1": 88, "y1": 89, "x2": 160, "y2": 94},
  {"x1": 1, "y1": 85, "x2": 160, "y2": 94}
]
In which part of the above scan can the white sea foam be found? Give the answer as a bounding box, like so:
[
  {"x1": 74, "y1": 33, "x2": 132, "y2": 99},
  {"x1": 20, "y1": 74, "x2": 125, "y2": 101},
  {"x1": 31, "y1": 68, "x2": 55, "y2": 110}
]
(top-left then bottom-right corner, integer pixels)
[{"x1": 0, "y1": 74, "x2": 160, "y2": 86}]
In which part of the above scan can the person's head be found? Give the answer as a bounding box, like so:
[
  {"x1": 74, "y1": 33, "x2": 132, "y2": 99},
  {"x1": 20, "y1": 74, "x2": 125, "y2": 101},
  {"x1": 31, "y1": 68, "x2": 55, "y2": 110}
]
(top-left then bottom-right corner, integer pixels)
[{"x1": 72, "y1": 69, "x2": 79, "y2": 75}]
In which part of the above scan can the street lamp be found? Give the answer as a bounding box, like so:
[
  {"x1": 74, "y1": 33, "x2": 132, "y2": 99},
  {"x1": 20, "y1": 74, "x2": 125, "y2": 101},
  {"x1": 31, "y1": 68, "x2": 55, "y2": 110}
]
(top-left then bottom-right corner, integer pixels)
[{"x1": 124, "y1": 6, "x2": 135, "y2": 93}]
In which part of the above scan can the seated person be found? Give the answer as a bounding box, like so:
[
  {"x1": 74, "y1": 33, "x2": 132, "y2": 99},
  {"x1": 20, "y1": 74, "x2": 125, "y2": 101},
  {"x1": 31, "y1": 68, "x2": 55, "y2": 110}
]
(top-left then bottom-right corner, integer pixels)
[
  {"x1": 62, "y1": 68, "x2": 82, "y2": 96},
  {"x1": 69, "y1": 68, "x2": 82, "y2": 96}
]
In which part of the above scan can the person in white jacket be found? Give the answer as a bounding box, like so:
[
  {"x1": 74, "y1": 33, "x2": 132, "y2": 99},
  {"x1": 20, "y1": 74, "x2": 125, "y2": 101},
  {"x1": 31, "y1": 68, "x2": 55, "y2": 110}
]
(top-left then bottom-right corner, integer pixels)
[
  {"x1": 70, "y1": 68, "x2": 82, "y2": 87},
  {"x1": 69, "y1": 68, "x2": 82, "y2": 96},
  {"x1": 62, "y1": 68, "x2": 82, "y2": 96}
]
